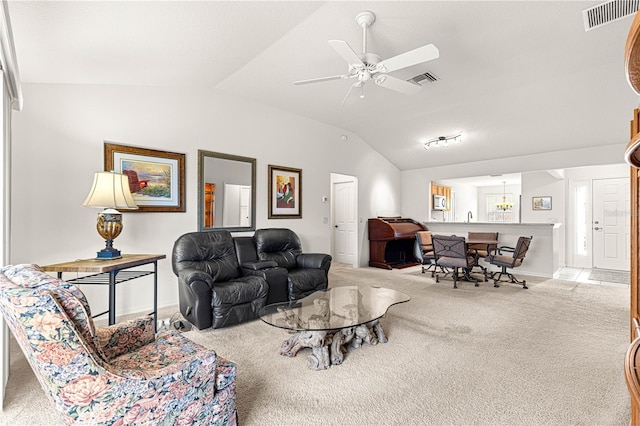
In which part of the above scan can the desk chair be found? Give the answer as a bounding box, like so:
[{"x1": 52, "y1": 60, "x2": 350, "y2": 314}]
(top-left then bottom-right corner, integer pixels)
[
  {"x1": 486, "y1": 236, "x2": 532, "y2": 289},
  {"x1": 431, "y1": 235, "x2": 481, "y2": 288}
]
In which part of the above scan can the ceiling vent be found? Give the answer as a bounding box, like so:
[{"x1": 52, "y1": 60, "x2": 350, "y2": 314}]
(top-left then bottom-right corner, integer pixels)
[
  {"x1": 409, "y1": 71, "x2": 439, "y2": 85},
  {"x1": 583, "y1": 0, "x2": 640, "y2": 31}
]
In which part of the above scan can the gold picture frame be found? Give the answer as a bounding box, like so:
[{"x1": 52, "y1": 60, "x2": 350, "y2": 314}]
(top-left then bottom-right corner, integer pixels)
[{"x1": 104, "y1": 142, "x2": 185, "y2": 212}]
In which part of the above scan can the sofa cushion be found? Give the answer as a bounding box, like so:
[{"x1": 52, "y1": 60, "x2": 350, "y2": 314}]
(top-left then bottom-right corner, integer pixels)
[
  {"x1": 211, "y1": 275, "x2": 268, "y2": 329},
  {"x1": 288, "y1": 269, "x2": 328, "y2": 300},
  {"x1": 173, "y1": 230, "x2": 240, "y2": 282}
]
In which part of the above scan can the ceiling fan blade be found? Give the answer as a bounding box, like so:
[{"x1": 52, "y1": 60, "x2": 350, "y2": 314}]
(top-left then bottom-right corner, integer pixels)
[
  {"x1": 374, "y1": 74, "x2": 421, "y2": 95},
  {"x1": 328, "y1": 40, "x2": 365, "y2": 66},
  {"x1": 294, "y1": 74, "x2": 353, "y2": 85},
  {"x1": 376, "y1": 44, "x2": 439, "y2": 73}
]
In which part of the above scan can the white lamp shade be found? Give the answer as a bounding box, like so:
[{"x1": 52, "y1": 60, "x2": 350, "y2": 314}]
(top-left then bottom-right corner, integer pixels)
[{"x1": 82, "y1": 171, "x2": 138, "y2": 210}]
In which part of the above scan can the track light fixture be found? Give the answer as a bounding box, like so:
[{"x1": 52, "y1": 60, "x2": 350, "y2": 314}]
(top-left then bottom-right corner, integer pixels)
[{"x1": 424, "y1": 133, "x2": 462, "y2": 151}]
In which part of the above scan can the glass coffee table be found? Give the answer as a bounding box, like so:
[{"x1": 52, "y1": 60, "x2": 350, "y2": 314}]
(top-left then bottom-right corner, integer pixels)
[{"x1": 258, "y1": 285, "x2": 410, "y2": 370}]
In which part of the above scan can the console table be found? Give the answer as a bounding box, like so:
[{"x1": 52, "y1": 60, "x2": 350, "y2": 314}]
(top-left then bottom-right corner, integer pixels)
[{"x1": 41, "y1": 254, "x2": 166, "y2": 331}]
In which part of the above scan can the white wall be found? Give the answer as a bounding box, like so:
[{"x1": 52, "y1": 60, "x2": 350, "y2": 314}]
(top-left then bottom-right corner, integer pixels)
[
  {"x1": 10, "y1": 83, "x2": 401, "y2": 316},
  {"x1": 520, "y1": 171, "x2": 565, "y2": 224},
  {"x1": 438, "y1": 180, "x2": 478, "y2": 223}
]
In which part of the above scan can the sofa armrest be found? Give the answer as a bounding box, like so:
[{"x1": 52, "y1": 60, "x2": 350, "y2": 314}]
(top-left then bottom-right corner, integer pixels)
[
  {"x1": 296, "y1": 253, "x2": 332, "y2": 271},
  {"x1": 97, "y1": 316, "x2": 156, "y2": 360},
  {"x1": 178, "y1": 268, "x2": 214, "y2": 288},
  {"x1": 176, "y1": 267, "x2": 216, "y2": 330},
  {"x1": 241, "y1": 260, "x2": 278, "y2": 271}
]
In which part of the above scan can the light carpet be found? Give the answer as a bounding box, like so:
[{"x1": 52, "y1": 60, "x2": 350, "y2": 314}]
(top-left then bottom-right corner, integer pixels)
[{"x1": 1, "y1": 263, "x2": 631, "y2": 425}]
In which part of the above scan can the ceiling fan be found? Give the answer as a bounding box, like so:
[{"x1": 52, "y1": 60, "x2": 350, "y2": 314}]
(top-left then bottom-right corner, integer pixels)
[{"x1": 294, "y1": 10, "x2": 439, "y2": 105}]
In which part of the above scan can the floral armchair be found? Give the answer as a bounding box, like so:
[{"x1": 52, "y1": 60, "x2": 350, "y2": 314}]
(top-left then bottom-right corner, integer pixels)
[{"x1": 0, "y1": 264, "x2": 237, "y2": 425}]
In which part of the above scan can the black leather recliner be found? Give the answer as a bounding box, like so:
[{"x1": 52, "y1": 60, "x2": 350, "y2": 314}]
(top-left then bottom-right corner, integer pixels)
[
  {"x1": 172, "y1": 230, "x2": 268, "y2": 330},
  {"x1": 253, "y1": 228, "x2": 332, "y2": 301}
]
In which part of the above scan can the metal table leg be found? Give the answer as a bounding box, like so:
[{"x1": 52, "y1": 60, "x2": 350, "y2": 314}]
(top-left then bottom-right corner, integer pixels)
[
  {"x1": 153, "y1": 261, "x2": 158, "y2": 332},
  {"x1": 109, "y1": 270, "x2": 117, "y2": 325}
]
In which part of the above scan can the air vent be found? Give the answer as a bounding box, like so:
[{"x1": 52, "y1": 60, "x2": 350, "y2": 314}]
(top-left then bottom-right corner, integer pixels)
[
  {"x1": 409, "y1": 71, "x2": 439, "y2": 85},
  {"x1": 583, "y1": 0, "x2": 640, "y2": 31}
]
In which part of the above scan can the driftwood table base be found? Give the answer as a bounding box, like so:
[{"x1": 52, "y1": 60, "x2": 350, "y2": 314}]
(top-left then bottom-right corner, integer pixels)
[{"x1": 279, "y1": 320, "x2": 388, "y2": 370}]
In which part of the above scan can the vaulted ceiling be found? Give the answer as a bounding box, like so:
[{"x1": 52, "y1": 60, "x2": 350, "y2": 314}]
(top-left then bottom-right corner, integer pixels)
[{"x1": 7, "y1": 1, "x2": 639, "y2": 171}]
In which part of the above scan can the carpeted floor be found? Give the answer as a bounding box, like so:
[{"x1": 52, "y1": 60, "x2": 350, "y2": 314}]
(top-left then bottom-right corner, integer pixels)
[{"x1": 0, "y1": 263, "x2": 631, "y2": 425}]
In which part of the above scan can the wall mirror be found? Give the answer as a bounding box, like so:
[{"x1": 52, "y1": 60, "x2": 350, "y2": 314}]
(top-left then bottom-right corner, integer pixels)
[{"x1": 198, "y1": 150, "x2": 256, "y2": 232}]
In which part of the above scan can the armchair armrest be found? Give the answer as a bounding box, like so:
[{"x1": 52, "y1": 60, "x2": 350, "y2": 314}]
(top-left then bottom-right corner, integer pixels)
[
  {"x1": 487, "y1": 245, "x2": 515, "y2": 257},
  {"x1": 97, "y1": 316, "x2": 155, "y2": 360},
  {"x1": 106, "y1": 331, "x2": 235, "y2": 392},
  {"x1": 296, "y1": 253, "x2": 332, "y2": 270}
]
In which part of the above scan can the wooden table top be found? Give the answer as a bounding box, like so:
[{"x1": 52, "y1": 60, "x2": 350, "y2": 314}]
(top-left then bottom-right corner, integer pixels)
[{"x1": 41, "y1": 254, "x2": 166, "y2": 273}]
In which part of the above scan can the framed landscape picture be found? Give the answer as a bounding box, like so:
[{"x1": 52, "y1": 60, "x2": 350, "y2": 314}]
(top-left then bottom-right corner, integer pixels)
[
  {"x1": 268, "y1": 164, "x2": 301, "y2": 219},
  {"x1": 104, "y1": 142, "x2": 185, "y2": 212},
  {"x1": 532, "y1": 196, "x2": 552, "y2": 211}
]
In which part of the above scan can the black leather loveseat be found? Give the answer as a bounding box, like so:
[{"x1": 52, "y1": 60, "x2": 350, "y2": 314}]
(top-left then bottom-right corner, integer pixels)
[{"x1": 172, "y1": 228, "x2": 331, "y2": 330}]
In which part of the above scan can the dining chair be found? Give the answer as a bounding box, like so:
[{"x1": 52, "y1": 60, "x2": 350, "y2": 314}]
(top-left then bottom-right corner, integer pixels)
[
  {"x1": 431, "y1": 234, "x2": 481, "y2": 288},
  {"x1": 486, "y1": 236, "x2": 533, "y2": 289},
  {"x1": 467, "y1": 231, "x2": 499, "y2": 276},
  {"x1": 467, "y1": 232, "x2": 499, "y2": 257},
  {"x1": 414, "y1": 231, "x2": 436, "y2": 275}
]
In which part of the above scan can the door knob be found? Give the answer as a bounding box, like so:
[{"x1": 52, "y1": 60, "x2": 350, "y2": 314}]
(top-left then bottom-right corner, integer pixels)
[
  {"x1": 334, "y1": 225, "x2": 338, "y2": 228},
  {"x1": 594, "y1": 227, "x2": 601, "y2": 230}
]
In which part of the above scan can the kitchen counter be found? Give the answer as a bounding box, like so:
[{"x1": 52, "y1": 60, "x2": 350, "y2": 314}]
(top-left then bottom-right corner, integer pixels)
[{"x1": 423, "y1": 221, "x2": 563, "y2": 278}]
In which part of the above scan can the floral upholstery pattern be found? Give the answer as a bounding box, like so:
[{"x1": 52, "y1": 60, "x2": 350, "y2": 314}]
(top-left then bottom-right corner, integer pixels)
[{"x1": 0, "y1": 264, "x2": 237, "y2": 425}]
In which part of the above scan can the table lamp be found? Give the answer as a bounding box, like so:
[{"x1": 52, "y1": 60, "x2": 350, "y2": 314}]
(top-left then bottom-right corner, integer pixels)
[{"x1": 82, "y1": 171, "x2": 138, "y2": 259}]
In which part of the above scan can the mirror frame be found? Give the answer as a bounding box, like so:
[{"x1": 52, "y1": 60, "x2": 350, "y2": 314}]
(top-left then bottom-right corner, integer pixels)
[{"x1": 197, "y1": 150, "x2": 256, "y2": 232}]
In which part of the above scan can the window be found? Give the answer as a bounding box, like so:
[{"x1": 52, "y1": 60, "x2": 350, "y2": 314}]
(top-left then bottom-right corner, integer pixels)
[{"x1": 486, "y1": 193, "x2": 514, "y2": 222}]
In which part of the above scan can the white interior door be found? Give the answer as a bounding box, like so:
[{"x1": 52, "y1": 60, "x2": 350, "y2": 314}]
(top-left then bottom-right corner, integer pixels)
[
  {"x1": 332, "y1": 179, "x2": 357, "y2": 266},
  {"x1": 592, "y1": 178, "x2": 630, "y2": 271}
]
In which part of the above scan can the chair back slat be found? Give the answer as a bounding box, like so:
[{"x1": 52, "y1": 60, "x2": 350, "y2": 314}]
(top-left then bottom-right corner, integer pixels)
[{"x1": 432, "y1": 235, "x2": 467, "y2": 259}]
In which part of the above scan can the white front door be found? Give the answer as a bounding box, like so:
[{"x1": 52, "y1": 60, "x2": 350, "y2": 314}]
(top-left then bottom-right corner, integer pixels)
[
  {"x1": 592, "y1": 178, "x2": 630, "y2": 271},
  {"x1": 332, "y1": 179, "x2": 357, "y2": 266}
]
